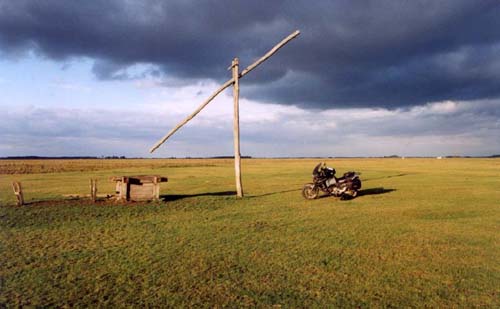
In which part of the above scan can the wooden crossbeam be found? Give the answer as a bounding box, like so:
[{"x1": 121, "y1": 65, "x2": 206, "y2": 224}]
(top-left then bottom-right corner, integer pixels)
[{"x1": 149, "y1": 30, "x2": 300, "y2": 153}]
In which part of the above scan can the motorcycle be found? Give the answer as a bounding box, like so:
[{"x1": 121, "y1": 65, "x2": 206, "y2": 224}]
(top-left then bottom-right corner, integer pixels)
[{"x1": 302, "y1": 162, "x2": 361, "y2": 200}]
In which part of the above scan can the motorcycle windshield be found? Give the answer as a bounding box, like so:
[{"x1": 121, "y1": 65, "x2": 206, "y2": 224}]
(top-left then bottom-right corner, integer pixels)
[{"x1": 312, "y1": 163, "x2": 323, "y2": 176}]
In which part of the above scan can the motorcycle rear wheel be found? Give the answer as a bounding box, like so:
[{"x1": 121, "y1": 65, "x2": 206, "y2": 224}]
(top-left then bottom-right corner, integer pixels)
[
  {"x1": 302, "y1": 183, "x2": 319, "y2": 200},
  {"x1": 341, "y1": 190, "x2": 358, "y2": 200}
]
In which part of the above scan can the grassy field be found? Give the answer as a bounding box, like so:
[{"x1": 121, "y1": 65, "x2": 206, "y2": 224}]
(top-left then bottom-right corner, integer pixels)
[{"x1": 1, "y1": 158, "x2": 499, "y2": 307}]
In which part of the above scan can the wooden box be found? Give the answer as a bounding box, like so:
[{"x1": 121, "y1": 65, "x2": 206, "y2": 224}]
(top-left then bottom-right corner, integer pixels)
[{"x1": 110, "y1": 175, "x2": 168, "y2": 201}]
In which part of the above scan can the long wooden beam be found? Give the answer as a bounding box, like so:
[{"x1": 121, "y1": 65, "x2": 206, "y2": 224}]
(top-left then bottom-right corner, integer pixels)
[{"x1": 149, "y1": 30, "x2": 300, "y2": 153}]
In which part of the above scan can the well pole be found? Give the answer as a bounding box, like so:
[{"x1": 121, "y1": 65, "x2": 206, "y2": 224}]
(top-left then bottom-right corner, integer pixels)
[
  {"x1": 149, "y1": 30, "x2": 300, "y2": 153},
  {"x1": 232, "y1": 58, "x2": 243, "y2": 197}
]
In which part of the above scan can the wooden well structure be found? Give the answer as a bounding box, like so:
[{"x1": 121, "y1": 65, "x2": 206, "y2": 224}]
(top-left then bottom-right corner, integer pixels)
[
  {"x1": 110, "y1": 175, "x2": 168, "y2": 202},
  {"x1": 149, "y1": 30, "x2": 300, "y2": 198}
]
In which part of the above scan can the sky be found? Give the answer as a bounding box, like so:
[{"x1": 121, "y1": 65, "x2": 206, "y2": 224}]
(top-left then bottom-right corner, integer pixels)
[{"x1": 1, "y1": 0, "x2": 500, "y2": 157}]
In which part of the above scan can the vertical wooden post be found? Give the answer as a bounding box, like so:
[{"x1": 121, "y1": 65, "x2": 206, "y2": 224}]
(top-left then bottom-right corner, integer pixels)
[
  {"x1": 232, "y1": 58, "x2": 243, "y2": 198},
  {"x1": 12, "y1": 181, "x2": 24, "y2": 206},
  {"x1": 90, "y1": 179, "x2": 97, "y2": 202},
  {"x1": 153, "y1": 176, "x2": 160, "y2": 201},
  {"x1": 119, "y1": 176, "x2": 127, "y2": 201}
]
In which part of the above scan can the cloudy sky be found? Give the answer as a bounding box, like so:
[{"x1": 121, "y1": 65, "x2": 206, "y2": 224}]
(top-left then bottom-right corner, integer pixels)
[{"x1": 1, "y1": 0, "x2": 500, "y2": 157}]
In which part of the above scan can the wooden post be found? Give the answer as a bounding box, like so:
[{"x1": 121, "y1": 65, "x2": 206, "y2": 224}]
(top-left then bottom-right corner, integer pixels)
[
  {"x1": 12, "y1": 181, "x2": 24, "y2": 206},
  {"x1": 153, "y1": 176, "x2": 159, "y2": 201},
  {"x1": 119, "y1": 176, "x2": 127, "y2": 201},
  {"x1": 90, "y1": 179, "x2": 97, "y2": 202},
  {"x1": 232, "y1": 58, "x2": 243, "y2": 198}
]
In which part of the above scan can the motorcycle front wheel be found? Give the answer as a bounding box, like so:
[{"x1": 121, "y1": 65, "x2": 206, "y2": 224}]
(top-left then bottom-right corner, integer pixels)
[{"x1": 302, "y1": 183, "x2": 319, "y2": 200}]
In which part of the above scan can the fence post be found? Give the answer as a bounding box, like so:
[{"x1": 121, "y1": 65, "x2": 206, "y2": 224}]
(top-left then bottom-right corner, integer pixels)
[
  {"x1": 12, "y1": 181, "x2": 24, "y2": 206},
  {"x1": 90, "y1": 179, "x2": 97, "y2": 202}
]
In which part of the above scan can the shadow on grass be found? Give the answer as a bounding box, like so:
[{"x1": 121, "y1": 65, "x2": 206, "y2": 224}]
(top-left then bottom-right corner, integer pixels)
[
  {"x1": 321, "y1": 187, "x2": 396, "y2": 201},
  {"x1": 160, "y1": 191, "x2": 236, "y2": 202},
  {"x1": 158, "y1": 187, "x2": 394, "y2": 202},
  {"x1": 248, "y1": 188, "x2": 301, "y2": 198},
  {"x1": 363, "y1": 173, "x2": 409, "y2": 182},
  {"x1": 161, "y1": 188, "x2": 302, "y2": 201},
  {"x1": 358, "y1": 187, "x2": 396, "y2": 196}
]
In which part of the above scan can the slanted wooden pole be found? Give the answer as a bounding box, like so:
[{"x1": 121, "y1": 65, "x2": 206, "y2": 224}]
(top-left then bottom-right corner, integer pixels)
[
  {"x1": 149, "y1": 78, "x2": 234, "y2": 153},
  {"x1": 12, "y1": 181, "x2": 24, "y2": 206},
  {"x1": 149, "y1": 30, "x2": 300, "y2": 153},
  {"x1": 231, "y1": 58, "x2": 243, "y2": 197}
]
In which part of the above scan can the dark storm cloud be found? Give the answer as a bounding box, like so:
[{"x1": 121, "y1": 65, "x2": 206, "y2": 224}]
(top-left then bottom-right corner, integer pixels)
[{"x1": 1, "y1": 0, "x2": 500, "y2": 108}]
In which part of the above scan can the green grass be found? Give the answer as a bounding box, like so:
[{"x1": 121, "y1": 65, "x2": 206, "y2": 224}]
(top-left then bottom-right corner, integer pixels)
[{"x1": 1, "y1": 158, "x2": 499, "y2": 307}]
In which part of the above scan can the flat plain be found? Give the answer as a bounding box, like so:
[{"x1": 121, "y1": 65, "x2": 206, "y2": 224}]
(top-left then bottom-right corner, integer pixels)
[{"x1": 1, "y1": 158, "x2": 499, "y2": 307}]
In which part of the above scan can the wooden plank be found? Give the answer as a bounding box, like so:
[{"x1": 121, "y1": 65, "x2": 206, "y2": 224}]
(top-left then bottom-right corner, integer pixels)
[
  {"x1": 149, "y1": 30, "x2": 300, "y2": 153},
  {"x1": 130, "y1": 185, "x2": 155, "y2": 201},
  {"x1": 129, "y1": 183, "x2": 155, "y2": 199},
  {"x1": 110, "y1": 175, "x2": 168, "y2": 183}
]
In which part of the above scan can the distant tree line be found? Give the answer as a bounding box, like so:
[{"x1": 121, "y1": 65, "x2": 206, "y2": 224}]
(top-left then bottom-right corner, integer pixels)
[{"x1": 1, "y1": 154, "x2": 498, "y2": 160}]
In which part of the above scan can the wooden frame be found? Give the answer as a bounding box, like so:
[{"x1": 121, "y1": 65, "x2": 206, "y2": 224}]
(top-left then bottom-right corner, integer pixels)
[{"x1": 110, "y1": 176, "x2": 168, "y2": 202}]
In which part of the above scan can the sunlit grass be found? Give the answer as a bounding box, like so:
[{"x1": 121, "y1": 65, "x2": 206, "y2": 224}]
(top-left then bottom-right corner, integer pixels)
[{"x1": 1, "y1": 158, "x2": 499, "y2": 306}]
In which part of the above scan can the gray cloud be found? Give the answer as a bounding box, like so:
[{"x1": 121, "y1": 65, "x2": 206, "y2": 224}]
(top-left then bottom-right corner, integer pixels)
[
  {"x1": 2, "y1": 99, "x2": 499, "y2": 157},
  {"x1": 0, "y1": 106, "x2": 235, "y2": 157},
  {"x1": 2, "y1": 1, "x2": 500, "y2": 109}
]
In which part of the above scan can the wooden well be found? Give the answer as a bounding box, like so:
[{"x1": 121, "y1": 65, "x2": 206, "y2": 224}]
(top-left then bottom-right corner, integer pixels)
[{"x1": 110, "y1": 175, "x2": 168, "y2": 202}]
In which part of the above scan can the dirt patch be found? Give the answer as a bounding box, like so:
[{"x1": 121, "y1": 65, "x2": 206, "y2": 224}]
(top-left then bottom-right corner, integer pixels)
[{"x1": 10, "y1": 197, "x2": 162, "y2": 208}]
